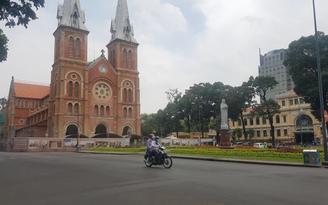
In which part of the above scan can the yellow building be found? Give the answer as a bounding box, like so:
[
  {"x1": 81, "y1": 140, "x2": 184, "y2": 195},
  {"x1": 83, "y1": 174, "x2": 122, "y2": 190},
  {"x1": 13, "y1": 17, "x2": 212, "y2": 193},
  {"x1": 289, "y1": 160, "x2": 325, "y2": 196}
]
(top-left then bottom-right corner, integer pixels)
[{"x1": 229, "y1": 90, "x2": 323, "y2": 145}]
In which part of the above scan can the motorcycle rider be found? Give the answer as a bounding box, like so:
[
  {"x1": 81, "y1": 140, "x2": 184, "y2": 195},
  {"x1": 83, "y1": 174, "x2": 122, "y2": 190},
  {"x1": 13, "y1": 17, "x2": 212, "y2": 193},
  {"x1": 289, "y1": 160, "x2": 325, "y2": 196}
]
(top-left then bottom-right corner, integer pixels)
[{"x1": 144, "y1": 134, "x2": 159, "y2": 162}]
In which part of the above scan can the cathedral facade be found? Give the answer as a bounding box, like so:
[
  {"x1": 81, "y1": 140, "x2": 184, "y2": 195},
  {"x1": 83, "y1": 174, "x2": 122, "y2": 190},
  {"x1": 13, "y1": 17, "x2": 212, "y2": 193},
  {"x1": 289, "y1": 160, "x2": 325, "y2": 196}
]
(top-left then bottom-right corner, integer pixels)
[{"x1": 5, "y1": 0, "x2": 141, "y2": 139}]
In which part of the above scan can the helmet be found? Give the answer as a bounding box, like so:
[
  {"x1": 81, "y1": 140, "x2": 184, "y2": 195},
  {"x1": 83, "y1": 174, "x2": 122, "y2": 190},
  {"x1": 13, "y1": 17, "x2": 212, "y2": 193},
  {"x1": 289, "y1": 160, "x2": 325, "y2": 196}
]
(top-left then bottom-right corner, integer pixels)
[
  {"x1": 155, "y1": 136, "x2": 160, "y2": 141},
  {"x1": 148, "y1": 134, "x2": 155, "y2": 139}
]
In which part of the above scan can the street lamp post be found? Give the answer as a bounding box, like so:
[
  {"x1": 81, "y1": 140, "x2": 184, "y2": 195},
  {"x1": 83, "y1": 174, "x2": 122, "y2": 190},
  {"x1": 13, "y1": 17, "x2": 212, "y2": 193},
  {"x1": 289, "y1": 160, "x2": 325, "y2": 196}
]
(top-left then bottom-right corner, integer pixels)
[
  {"x1": 312, "y1": 0, "x2": 328, "y2": 161},
  {"x1": 198, "y1": 104, "x2": 204, "y2": 138},
  {"x1": 300, "y1": 121, "x2": 303, "y2": 146},
  {"x1": 76, "y1": 104, "x2": 80, "y2": 152}
]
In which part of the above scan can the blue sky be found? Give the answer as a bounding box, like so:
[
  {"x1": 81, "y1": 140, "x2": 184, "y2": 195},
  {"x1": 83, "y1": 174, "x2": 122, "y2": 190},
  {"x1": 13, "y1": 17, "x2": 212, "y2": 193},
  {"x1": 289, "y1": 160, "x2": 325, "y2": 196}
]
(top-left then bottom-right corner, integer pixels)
[{"x1": 1, "y1": 0, "x2": 328, "y2": 114}]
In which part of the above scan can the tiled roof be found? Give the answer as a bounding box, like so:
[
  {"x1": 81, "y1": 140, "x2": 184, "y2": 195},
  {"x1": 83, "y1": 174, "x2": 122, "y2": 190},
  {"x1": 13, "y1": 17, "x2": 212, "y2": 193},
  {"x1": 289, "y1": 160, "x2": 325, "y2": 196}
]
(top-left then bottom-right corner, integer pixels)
[{"x1": 14, "y1": 82, "x2": 50, "y2": 99}]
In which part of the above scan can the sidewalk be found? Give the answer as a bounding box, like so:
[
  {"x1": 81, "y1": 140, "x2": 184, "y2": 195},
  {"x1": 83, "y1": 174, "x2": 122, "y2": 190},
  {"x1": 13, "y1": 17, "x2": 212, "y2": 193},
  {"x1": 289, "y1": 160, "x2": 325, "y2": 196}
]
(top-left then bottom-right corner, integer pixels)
[{"x1": 80, "y1": 151, "x2": 328, "y2": 168}]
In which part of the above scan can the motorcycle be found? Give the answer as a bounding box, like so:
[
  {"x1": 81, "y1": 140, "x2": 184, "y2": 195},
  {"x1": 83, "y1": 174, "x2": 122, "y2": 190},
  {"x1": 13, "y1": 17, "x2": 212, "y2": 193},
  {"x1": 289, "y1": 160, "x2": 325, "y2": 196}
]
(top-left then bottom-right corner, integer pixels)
[{"x1": 144, "y1": 146, "x2": 173, "y2": 169}]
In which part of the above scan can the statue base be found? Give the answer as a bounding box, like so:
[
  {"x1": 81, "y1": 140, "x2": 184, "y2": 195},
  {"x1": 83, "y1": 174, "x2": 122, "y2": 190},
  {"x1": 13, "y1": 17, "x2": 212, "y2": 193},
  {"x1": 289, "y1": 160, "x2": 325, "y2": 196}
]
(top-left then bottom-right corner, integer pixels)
[{"x1": 220, "y1": 129, "x2": 230, "y2": 147}]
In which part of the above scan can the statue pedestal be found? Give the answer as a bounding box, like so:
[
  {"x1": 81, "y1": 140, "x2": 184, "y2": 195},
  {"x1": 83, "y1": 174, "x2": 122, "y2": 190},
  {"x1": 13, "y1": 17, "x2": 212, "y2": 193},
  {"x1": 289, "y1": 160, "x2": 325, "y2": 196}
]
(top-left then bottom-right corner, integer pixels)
[{"x1": 219, "y1": 129, "x2": 230, "y2": 147}]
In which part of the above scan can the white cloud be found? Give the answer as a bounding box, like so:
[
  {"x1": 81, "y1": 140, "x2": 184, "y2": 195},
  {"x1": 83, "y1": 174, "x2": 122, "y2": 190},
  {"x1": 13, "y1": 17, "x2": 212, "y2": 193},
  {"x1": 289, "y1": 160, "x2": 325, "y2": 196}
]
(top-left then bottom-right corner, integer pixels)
[
  {"x1": 1, "y1": 0, "x2": 328, "y2": 114},
  {"x1": 131, "y1": 0, "x2": 188, "y2": 42}
]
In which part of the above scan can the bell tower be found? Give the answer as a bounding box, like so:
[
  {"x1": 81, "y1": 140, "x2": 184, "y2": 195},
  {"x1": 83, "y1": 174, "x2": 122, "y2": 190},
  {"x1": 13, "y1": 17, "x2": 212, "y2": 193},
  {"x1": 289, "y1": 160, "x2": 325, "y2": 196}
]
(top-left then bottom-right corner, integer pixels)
[
  {"x1": 48, "y1": 0, "x2": 90, "y2": 138},
  {"x1": 107, "y1": 0, "x2": 141, "y2": 136}
]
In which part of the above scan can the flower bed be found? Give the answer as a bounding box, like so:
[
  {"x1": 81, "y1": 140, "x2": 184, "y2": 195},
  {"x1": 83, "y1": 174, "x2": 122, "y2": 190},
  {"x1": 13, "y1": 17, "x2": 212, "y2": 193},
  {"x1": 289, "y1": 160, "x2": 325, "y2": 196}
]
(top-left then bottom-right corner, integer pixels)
[{"x1": 89, "y1": 146, "x2": 324, "y2": 163}]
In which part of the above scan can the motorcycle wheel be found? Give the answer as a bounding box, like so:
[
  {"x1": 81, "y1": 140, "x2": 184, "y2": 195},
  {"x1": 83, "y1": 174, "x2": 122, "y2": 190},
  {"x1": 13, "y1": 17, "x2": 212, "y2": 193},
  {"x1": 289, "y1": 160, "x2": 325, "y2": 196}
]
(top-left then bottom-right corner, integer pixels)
[
  {"x1": 163, "y1": 156, "x2": 173, "y2": 169},
  {"x1": 144, "y1": 158, "x2": 152, "y2": 167}
]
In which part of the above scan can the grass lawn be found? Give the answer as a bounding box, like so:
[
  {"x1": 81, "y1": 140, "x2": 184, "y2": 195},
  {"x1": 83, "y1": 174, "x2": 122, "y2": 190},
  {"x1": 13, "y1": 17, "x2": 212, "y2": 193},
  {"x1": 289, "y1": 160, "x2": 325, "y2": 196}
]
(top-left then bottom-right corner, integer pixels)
[{"x1": 88, "y1": 146, "x2": 325, "y2": 163}]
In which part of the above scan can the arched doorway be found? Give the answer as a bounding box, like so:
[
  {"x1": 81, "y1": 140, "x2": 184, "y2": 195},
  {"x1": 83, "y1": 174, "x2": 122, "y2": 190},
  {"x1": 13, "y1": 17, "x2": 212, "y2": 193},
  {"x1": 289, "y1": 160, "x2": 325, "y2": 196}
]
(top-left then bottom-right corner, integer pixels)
[
  {"x1": 122, "y1": 126, "x2": 133, "y2": 137},
  {"x1": 66, "y1": 124, "x2": 78, "y2": 136},
  {"x1": 95, "y1": 124, "x2": 107, "y2": 134},
  {"x1": 294, "y1": 115, "x2": 314, "y2": 144}
]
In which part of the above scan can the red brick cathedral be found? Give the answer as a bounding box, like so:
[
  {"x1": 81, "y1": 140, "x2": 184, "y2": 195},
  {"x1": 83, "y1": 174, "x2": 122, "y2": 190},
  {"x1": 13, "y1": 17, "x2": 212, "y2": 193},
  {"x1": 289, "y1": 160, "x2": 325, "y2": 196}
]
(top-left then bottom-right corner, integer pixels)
[{"x1": 5, "y1": 0, "x2": 141, "y2": 139}]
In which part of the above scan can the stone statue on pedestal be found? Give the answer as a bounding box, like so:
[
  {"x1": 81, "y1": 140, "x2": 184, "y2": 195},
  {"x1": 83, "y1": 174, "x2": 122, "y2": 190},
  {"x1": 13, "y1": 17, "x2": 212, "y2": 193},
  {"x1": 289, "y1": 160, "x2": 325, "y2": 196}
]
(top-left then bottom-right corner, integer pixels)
[
  {"x1": 220, "y1": 99, "x2": 230, "y2": 147},
  {"x1": 220, "y1": 99, "x2": 228, "y2": 129}
]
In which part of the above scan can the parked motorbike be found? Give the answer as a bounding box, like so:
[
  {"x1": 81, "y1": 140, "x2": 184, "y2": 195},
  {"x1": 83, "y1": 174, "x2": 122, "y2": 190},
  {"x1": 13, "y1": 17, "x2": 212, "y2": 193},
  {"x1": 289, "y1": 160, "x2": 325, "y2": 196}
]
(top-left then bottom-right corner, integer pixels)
[{"x1": 144, "y1": 146, "x2": 173, "y2": 169}]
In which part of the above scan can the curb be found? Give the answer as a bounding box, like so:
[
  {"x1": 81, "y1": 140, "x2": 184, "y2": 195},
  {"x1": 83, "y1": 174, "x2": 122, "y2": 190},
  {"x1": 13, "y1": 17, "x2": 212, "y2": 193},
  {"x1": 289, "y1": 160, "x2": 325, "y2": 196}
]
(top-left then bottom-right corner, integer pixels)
[{"x1": 80, "y1": 151, "x2": 328, "y2": 168}]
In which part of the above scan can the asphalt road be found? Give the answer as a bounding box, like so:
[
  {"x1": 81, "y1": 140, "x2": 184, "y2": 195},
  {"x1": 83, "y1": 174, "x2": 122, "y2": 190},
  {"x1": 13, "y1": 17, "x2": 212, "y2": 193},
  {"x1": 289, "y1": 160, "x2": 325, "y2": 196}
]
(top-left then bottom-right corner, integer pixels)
[{"x1": 0, "y1": 152, "x2": 327, "y2": 205}]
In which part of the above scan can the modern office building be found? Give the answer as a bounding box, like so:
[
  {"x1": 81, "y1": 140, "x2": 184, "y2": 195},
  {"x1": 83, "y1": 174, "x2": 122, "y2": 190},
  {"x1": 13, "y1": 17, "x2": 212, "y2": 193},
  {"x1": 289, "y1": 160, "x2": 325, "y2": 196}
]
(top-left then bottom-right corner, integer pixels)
[{"x1": 258, "y1": 49, "x2": 294, "y2": 100}]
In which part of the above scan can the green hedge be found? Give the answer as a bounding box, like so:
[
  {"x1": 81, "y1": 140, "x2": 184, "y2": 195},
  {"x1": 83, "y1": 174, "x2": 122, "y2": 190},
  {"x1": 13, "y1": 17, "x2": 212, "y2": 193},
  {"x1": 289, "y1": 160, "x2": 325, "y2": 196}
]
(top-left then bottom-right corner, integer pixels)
[{"x1": 89, "y1": 146, "x2": 325, "y2": 163}]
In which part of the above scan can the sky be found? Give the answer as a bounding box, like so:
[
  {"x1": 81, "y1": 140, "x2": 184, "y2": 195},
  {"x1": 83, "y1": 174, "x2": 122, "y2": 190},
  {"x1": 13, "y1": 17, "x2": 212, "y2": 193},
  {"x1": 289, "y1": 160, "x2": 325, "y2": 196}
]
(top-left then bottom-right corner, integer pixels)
[{"x1": 1, "y1": 0, "x2": 328, "y2": 114}]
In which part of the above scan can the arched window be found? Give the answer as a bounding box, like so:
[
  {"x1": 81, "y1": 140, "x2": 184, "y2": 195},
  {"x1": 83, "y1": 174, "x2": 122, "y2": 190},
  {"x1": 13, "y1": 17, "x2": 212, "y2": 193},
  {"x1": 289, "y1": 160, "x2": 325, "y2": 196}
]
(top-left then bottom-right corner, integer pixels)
[
  {"x1": 100, "y1": 105, "x2": 104, "y2": 116},
  {"x1": 106, "y1": 106, "x2": 110, "y2": 116},
  {"x1": 123, "y1": 49, "x2": 127, "y2": 67},
  {"x1": 128, "y1": 89, "x2": 133, "y2": 102},
  {"x1": 128, "y1": 50, "x2": 132, "y2": 68},
  {"x1": 94, "y1": 105, "x2": 99, "y2": 116},
  {"x1": 68, "y1": 81, "x2": 73, "y2": 97},
  {"x1": 110, "y1": 50, "x2": 113, "y2": 64},
  {"x1": 128, "y1": 108, "x2": 132, "y2": 117},
  {"x1": 123, "y1": 88, "x2": 127, "y2": 102},
  {"x1": 74, "y1": 82, "x2": 79, "y2": 97},
  {"x1": 72, "y1": 12, "x2": 78, "y2": 27},
  {"x1": 76, "y1": 38, "x2": 81, "y2": 59},
  {"x1": 123, "y1": 107, "x2": 127, "y2": 117},
  {"x1": 69, "y1": 37, "x2": 74, "y2": 58},
  {"x1": 243, "y1": 118, "x2": 247, "y2": 126},
  {"x1": 113, "y1": 49, "x2": 116, "y2": 67},
  {"x1": 54, "y1": 82, "x2": 57, "y2": 97},
  {"x1": 68, "y1": 103, "x2": 73, "y2": 114},
  {"x1": 256, "y1": 117, "x2": 260, "y2": 125},
  {"x1": 74, "y1": 103, "x2": 79, "y2": 115},
  {"x1": 256, "y1": 130, "x2": 261, "y2": 137}
]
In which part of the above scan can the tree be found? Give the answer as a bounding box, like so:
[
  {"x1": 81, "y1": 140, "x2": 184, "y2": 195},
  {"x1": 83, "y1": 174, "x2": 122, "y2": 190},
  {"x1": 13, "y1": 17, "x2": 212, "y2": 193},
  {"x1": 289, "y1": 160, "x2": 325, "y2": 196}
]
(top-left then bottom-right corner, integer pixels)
[
  {"x1": 0, "y1": 97, "x2": 7, "y2": 111},
  {"x1": 253, "y1": 76, "x2": 278, "y2": 102},
  {"x1": 0, "y1": 29, "x2": 8, "y2": 62},
  {"x1": 165, "y1": 88, "x2": 183, "y2": 137},
  {"x1": 0, "y1": 0, "x2": 45, "y2": 62},
  {"x1": 141, "y1": 113, "x2": 164, "y2": 137},
  {"x1": 284, "y1": 32, "x2": 328, "y2": 120},
  {"x1": 232, "y1": 128, "x2": 242, "y2": 141},
  {"x1": 247, "y1": 128, "x2": 255, "y2": 140},
  {"x1": 224, "y1": 77, "x2": 255, "y2": 140},
  {"x1": 180, "y1": 82, "x2": 226, "y2": 138},
  {"x1": 252, "y1": 76, "x2": 280, "y2": 147}
]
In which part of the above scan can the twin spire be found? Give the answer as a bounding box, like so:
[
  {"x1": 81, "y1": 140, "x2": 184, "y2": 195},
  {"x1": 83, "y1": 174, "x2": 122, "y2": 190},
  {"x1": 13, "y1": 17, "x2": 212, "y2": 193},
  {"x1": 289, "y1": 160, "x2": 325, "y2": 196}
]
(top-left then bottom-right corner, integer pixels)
[
  {"x1": 110, "y1": 0, "x2": 138, "y2": 43},
  {"x1": 57, "y1": 0, "x2": 88, "y2": 31},
  {"x1": 57, "y1": 0, "x2": 137, "y2": 43}
]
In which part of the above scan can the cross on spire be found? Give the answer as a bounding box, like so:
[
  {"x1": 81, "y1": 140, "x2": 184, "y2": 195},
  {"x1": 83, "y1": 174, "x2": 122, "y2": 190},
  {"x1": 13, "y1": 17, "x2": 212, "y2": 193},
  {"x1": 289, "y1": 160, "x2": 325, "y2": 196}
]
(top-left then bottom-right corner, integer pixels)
[{"x1": 101, "y1": 49, "x2": 105, "y2": 56}]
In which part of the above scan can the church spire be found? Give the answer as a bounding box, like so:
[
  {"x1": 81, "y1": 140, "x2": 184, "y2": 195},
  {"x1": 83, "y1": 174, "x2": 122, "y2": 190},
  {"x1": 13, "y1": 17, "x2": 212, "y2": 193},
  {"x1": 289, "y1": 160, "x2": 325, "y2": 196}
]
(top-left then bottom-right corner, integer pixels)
[
  {"x1": 57, "y1": 0, "x2": 88, "y2": 31},
  {"x1": 110, "y1": 0, "x2": 137, "y2": 43}
]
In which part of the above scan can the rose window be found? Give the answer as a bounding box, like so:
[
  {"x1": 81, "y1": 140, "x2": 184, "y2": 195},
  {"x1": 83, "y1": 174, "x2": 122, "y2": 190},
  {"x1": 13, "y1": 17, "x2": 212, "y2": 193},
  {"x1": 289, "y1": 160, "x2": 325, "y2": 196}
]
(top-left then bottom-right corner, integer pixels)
[{"x1": 93, "y1": 83, "x2": 111, "y2": 101}]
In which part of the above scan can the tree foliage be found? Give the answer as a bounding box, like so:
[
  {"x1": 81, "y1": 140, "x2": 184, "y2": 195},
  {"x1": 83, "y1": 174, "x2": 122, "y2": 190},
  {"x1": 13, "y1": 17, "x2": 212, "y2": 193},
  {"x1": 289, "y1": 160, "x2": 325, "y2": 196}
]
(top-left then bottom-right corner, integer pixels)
[
  {"x1": 231, "y1": 128, "x2": 242, "y2": 140},
  {"x1": 0, "y1": 97, "x2": 7, "y2": 111},
  {"x1": 284, "y1": 32, "x2": 328, "y2": 120},
  {"x1": 0, "y1": 0, "x2": 45, "y2": 28},
  {"x1": 251, "y1": 76, "x2": 280, "y2": 147},
  {"x1": 253, "y1": 75, "x2": 278, "y2": 101},
  {"x1": 0, "y1": 29, "x2": 8, "y2": 62},
  {"x1": 225, "y1": 77, "x2": 255, "y2": 140},
  {"x1": 0, "y1": 0, "x2": 45, "y2": 62},
  {"x1": 153, "y1": 82, "x2": 229, "y2": 138},
  {"x1": 140, "y1": 113, "x2": 158, "y2": 136}
]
